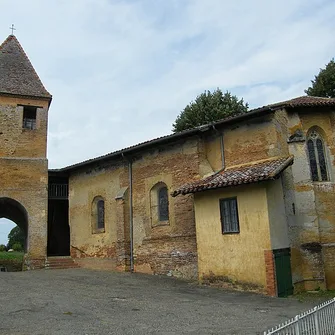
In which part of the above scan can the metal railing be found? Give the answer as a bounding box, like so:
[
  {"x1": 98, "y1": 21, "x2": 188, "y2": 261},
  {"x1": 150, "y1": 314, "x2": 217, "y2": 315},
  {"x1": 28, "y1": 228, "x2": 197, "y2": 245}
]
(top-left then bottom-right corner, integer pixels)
[
  {"x1": 264, "y1": 297, "x2": 335, "y2": 335},
  {"x1": 48, "y1": 183, "x2": 68, "y2": 199}
]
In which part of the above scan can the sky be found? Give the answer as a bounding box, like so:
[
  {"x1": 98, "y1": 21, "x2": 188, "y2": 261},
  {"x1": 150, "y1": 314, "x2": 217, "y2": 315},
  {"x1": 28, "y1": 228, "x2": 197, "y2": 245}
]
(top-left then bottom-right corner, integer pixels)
[{"x1": 0, "y1": 0, "x2": 334, "y2": 244}]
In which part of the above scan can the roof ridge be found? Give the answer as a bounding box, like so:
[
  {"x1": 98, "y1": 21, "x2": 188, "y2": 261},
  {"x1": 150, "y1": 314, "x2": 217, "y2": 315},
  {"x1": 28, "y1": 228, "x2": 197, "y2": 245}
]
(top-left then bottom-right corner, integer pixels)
[{"x1": 0, "y1": 34, "x2": 13, "y2": 50}]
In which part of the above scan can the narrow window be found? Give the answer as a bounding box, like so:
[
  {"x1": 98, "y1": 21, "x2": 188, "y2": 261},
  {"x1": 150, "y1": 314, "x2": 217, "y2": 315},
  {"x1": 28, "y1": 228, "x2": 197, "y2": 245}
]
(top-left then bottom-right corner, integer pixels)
[
  {"x1": 97, "y1": 199, "x2": 105, "y2": 229},
  {"x1": 307, "y1": 130, "x2": 329, "y2": 181},
  {"x1": 158, "y1": 186, "x2": 169, "y2": 221},
  {"x1": 23, "y1": 106, "x2": 37, "y2": 130},
  {"x1": 92, "y1": 196, "x2": 105, "y2": 233},
  {"x1": 150, "y1": 182, "x2": 170, "y2": 227},
  {"x1": 220, "y1": 197, "x2": 239, "y2": 234}
]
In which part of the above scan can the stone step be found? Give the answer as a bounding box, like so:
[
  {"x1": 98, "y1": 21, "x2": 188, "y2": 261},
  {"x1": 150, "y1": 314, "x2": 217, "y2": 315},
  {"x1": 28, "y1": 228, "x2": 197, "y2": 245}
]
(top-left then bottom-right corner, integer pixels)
[
  {"x1": 45, "y1": 265, "x2": 80, "y2": 269},
  {"x1": 45, "y1": 257, "x2": 80, "y2": 270}
]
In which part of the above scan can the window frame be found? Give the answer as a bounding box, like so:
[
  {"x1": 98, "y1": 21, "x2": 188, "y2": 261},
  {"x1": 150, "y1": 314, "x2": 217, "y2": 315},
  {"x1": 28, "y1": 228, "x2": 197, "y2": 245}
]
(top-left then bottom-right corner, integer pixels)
[
  {"x1": 22, "y1": 106, "x2": 37, "y2": 130},
  {"x1": 92, "y1": 196, "x2": 105, "y2": 234},
  {"x1": 307, "y1": 130, "x2": 329, "y2": 182},
  {"x1": 219, "y1": 197, "x2": 240, "y2": 234},
  {"x1": 158, "y1": 186, "x2": 169, "y2": 222},
  {"x1": 150, "y1": 182, "x2": 170, "y2": 227}
]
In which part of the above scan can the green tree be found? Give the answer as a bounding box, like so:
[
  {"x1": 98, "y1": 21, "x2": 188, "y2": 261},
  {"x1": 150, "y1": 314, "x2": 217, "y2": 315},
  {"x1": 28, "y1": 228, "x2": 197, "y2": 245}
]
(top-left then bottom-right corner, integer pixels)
[
  {"x1": 0, "y1": 244, "x2": 6, "y2": 252},
  {"x1": 7, "y1": 226, "x2": 25, "y2": 250},
  {"x1": 12, "y1": 242, "x2": 23, "y2": 252},
  {"x1": 305, "y1": 58, "x2": 335, "y2": 98},
  {"x1": 172, "y1": 89, "x2": 248, "y2": 133}
]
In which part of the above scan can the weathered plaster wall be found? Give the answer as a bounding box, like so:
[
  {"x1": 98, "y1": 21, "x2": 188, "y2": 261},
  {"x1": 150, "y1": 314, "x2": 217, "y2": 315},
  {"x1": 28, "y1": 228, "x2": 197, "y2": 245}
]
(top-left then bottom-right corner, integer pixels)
[
  {"x1": 266, "y1": 178, "x2": 289, "y2": 250},
  {"x1": 0, "y1": 95, "x2": 49, "y2": 266},
  {"x1": 69, "y1": 162, "x2": 123, "y2": 267},
  {"x1": 69, "y1": 137, "x2": 204, "y2": 279},
  {"x1": 0, "y1": 96, "x2": 49, "y2": 158},
  {"x1": 124, "y1": 138, "x2": 200, "y2": 279},
  {"x1": 203, "y1": 114, "x2": 285, "y2": 171},
  {"x1": 194, "y1": 184, "x2": 271, "y2": 292},
  {"x1": 284, "y1": 107, "x2": 335, "y2": 290},
  {"x1": 204, "y1": 133, "x2": 223, "y2": 171},
  {"x1": 224, "y1": 115, "x2": 279, "y2": 167}
]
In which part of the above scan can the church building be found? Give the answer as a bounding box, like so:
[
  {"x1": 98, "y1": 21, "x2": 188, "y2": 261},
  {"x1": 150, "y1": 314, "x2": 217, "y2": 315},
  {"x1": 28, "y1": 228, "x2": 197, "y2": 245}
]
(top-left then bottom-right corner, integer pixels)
[{"x1": 1, "y1": 34, "x2": 334, "y2": 297}]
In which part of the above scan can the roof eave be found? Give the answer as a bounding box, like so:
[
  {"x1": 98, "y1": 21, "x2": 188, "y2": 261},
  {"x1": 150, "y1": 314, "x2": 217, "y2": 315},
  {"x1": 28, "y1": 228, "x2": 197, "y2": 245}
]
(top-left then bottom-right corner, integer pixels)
[
  {"x1": 0, "y1": 91, "x2": 52, "y2": 102},
  {"x1": 51, "y1": 125, "x2": 211, "y2": 173},
  {"x1": 172, "y1": 156, "x2": 294, "y2": 197}
]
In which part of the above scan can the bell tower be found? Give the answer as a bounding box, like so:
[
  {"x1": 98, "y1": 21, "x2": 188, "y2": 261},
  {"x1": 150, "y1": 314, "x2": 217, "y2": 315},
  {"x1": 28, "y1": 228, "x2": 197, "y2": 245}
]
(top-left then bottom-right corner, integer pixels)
[{"x1": 0, "y1": 34, "x2": 52, "y2": 268}]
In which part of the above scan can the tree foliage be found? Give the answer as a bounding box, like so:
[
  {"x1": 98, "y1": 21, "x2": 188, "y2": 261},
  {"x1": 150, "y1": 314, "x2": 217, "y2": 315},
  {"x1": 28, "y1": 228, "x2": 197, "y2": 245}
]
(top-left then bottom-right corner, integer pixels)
[
  {"x1": 305, "y1": 58, "x2": 335, "y2": 98},
  {"x1": 7, "y1": 226, "x2": 25, "y2": 250},
  {"x1": 172, "y1": 89, "x2": 248, "y2": 132}
]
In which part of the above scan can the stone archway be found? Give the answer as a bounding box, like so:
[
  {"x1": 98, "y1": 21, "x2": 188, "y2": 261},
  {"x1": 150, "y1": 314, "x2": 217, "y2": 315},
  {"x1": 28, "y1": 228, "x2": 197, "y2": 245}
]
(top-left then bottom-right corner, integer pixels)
[{"x1": 0, "y1": 197, "x2": 28, "y2": 252}]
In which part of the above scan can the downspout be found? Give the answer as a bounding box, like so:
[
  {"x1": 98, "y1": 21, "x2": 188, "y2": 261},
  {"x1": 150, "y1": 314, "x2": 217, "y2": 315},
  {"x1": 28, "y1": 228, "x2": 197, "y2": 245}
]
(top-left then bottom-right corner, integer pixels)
[
  {"x1": 122, "y1": 153, "x2": 134, "y2": 273},
  {"x1": 220, "y1": 132, "x2": 225, "y2": 169},
  {"x1": 212, "y1": 124, "x2": 225, "y2": 169},
  {"x1": 128, "y1": 159, "x2": 134, "y2": 273}
]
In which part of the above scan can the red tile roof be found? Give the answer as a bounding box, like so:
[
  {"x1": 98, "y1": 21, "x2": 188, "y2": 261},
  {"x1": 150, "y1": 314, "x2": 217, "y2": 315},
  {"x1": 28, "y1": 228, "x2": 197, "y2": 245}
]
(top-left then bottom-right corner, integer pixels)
[
  {"x1": 172, "y1": 156, "x2": 294, "y2": 196},
  {"x1": 262, "y1": 96, "x2": 335, "y2": 109}
]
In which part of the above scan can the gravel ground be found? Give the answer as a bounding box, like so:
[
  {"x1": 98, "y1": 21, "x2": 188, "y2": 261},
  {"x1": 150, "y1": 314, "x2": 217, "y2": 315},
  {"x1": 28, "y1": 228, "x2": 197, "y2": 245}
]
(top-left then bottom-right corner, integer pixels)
[{"x1": 0, "y1": 269, "x2": 316, "y2": 335}]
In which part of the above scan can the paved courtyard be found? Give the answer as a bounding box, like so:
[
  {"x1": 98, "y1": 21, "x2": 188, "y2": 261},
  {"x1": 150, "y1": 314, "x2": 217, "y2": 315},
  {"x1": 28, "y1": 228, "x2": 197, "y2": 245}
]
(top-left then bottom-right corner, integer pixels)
[{"x1": 0, "y1": 269, "x2": 317, "y2": 335}]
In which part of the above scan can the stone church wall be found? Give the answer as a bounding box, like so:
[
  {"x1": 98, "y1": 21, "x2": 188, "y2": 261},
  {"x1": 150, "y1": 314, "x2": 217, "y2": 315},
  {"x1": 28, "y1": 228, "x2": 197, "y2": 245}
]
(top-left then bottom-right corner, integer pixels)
[{"x1": 68, "y1": 136, "x2": 203, "y2": 279}]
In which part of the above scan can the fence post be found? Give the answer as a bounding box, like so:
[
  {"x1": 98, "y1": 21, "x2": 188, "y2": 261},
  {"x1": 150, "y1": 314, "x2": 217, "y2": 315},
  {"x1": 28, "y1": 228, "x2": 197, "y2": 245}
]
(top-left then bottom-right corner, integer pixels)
[
  {"x1": 313, "y1": 306, "x2": 320, "y2": 335},
  {"x1": 294, "y1": 315, "x2": 300, "y2": 335}
]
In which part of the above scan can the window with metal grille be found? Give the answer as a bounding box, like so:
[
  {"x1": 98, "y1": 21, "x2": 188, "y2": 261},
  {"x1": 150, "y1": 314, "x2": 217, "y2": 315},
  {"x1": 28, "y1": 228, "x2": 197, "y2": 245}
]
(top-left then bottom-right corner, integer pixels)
[
  {"x1": 158, "y1": 187, "x2": 169, "y2": 221},
  {"x1": 220, "y1": 197, "x2": 239, "y2": 234},
  {"x1": 23, "y1": 106, "x2": 37, "y2": 130},
  {"x1": 307, "y1": 130, "x2": 328, "y2": 182}
]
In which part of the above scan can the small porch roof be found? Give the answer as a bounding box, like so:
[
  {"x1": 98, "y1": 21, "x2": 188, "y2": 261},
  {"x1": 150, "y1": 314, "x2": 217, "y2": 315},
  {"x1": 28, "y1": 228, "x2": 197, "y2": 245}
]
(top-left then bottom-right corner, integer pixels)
[{"x1": 172, "y1": 156, "x2": 294, "y2": 197}]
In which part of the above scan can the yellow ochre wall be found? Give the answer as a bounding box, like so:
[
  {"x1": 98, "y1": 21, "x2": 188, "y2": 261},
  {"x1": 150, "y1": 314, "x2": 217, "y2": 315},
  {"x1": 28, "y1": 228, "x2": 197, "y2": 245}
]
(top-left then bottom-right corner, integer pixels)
[
  {"x1": 69, "y1": 163, "x2": 122, "y2": 269},
  {"x1": 194, "y1": 184, "x2": 271, "y2": 292}
]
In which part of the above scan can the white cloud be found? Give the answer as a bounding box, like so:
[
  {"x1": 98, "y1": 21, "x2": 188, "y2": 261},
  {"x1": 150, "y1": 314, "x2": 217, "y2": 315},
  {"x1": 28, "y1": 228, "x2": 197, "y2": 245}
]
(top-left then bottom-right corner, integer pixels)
[{"x1": 1, "y1": 0, "x2": 334, "y2": 168}]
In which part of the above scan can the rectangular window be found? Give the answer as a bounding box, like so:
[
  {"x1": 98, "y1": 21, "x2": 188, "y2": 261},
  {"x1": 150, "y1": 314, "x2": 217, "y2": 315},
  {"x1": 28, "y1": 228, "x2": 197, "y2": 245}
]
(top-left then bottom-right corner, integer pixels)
[
  {"x1": 23, "y1": 106, "x2": 37, "y2": 130},
  {"x1": 219, "y1": 197, "x2": 240, "y2": 234}
]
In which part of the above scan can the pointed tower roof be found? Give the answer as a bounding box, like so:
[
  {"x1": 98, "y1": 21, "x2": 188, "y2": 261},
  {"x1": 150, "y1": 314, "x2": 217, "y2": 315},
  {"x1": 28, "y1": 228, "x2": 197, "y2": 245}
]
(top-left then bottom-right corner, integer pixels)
[{"x1": 0, "y1": 35, "x2": 51, "y2": 99}]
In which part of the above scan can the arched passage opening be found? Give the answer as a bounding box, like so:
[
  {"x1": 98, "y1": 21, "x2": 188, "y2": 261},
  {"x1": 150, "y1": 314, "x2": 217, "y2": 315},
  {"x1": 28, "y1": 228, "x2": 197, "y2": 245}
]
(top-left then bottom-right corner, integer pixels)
[{"x1": 0, "y1": 198, "x2": 28, "y2": 252}]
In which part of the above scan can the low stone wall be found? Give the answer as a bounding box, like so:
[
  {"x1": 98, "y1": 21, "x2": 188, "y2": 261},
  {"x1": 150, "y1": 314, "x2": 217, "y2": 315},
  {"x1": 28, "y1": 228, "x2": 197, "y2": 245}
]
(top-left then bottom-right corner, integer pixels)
[{"x1": 0, "y1": 259, "x2": 23, "y2": 272}]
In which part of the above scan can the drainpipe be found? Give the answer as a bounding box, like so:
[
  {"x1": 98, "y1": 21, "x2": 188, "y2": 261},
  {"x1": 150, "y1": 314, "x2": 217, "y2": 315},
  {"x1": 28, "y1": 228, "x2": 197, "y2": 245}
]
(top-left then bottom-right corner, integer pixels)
[
  {"x1": 122, "y1": 153, "x2": 134, "y2": 273},
  {"x1": 212, "y1": 124, "x2": 225, "y2": 169},
  {"x1": 128, "y1": 159, "x2": 134, "y2": 273}
]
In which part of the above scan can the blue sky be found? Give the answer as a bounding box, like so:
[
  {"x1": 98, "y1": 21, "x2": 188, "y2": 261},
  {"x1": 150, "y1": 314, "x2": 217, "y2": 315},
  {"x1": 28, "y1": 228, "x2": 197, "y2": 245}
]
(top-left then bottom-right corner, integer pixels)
[{"x1": 0, "y1": 0, "x2": 335, "y2": 244}]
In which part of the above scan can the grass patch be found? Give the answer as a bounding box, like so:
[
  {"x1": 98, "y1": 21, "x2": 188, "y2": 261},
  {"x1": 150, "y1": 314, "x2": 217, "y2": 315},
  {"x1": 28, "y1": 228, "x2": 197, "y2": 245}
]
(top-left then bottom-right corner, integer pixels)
[
  {"x1": 0, "y1": 251, "x2": 24, "y2": 261},
  {"x1": 0, "y1": 252, "x2": 24, "y2": 272},
  {"x1": 294, "y1": 290, "x2": 335, "y2": 303}
]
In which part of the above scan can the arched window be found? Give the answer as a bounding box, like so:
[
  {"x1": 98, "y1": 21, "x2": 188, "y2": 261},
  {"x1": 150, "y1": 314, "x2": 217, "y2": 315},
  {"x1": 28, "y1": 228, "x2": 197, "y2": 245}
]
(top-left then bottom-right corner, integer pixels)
[
  {"x1": 307, "y1": 130, "x2": 328, "y2": 182},
  {"x1": 92, "y1": 196, "x2": 105, "y2": 233},
  {"x1": 158, "y1": 186, "x2": 169, "y2": 221},
  {"x1": 150, "y1": 182, "x2": 169, "y2": 226}
]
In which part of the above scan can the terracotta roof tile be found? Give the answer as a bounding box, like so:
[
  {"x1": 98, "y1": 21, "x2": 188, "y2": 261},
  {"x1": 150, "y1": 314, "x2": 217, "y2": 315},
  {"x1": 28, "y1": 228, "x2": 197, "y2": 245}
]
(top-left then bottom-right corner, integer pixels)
[
  {"x1": 261, "y1": 96, "x2": 335, "y2": 110},
  {"x1": 172, "y1": 156, "x2": 294, "y2": 196},
  {"x1": 0, "y1": 35, "x2": 51, "y2": 99}
]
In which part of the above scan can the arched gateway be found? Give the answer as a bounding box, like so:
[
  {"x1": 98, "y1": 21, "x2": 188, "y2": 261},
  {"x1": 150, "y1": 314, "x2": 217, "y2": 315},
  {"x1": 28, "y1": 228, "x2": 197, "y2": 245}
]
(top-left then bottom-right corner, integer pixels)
[{"x1": 0, "y1": 198, "x2": 28, "y2": 251}]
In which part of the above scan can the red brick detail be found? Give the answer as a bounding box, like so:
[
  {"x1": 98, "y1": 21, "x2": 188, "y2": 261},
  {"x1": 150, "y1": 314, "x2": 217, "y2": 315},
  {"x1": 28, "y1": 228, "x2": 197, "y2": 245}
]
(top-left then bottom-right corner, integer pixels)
[{"x1": 264, "y1": 250, "x2": 277, "y2": 297}]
